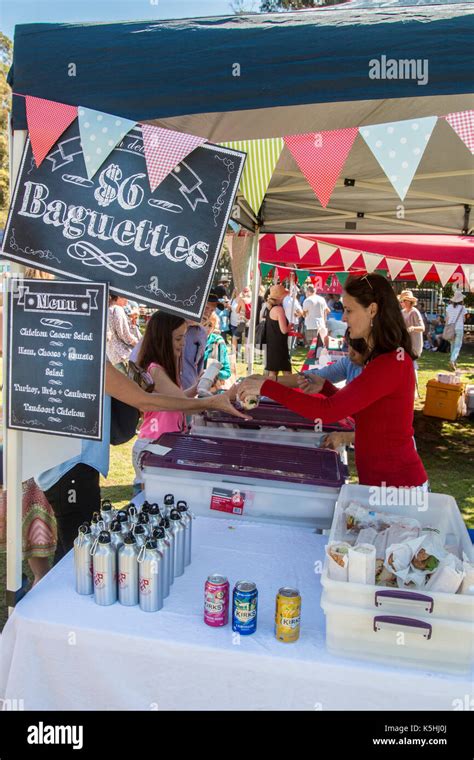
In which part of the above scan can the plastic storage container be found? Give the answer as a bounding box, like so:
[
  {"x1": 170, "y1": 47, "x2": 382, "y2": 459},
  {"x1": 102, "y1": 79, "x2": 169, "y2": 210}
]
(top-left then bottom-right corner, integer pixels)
[
  {"x1": 321, "y1": 484, "x2": 474, "y2": 674},
  {"x1": 423, "y1": 379, "x2": 464, "y2": 421},
  {"x1": 141, "y1": 433, "x2": 348, "y2": 530}
]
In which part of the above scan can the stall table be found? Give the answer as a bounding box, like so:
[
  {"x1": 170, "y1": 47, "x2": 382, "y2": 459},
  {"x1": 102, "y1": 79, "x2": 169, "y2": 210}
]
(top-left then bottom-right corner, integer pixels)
[{"x1": 0, "y1": 514, "x2": 471, "y2": 711}]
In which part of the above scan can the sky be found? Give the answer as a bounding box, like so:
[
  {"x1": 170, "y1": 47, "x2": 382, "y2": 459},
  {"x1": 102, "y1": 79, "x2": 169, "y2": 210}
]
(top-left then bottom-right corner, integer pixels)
[{"x1": 0, "y1": 0, "x2": 259, "y2": 39}]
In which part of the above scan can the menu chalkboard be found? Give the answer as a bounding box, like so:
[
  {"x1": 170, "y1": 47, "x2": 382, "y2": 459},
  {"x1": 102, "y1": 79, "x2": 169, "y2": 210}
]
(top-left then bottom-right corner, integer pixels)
[
  {"x1": 7, "y1": 279, "x2": 108, "y2": 440},
  {"x1": 1, "y1": 121, "x2": 246, "y2": 320}
]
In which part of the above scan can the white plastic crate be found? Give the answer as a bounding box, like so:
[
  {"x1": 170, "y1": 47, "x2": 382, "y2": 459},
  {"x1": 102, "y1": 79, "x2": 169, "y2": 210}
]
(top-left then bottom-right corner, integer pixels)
[
  {"x1": 142, "y1": 461, "x2": 340, "y2": 530},
  {"x1": 320, "y1": 484, "x2": 474, "y2": 674}
]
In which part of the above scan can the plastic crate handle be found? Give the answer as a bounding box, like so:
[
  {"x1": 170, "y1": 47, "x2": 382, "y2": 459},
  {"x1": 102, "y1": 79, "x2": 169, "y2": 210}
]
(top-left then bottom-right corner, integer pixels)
[
  {"x1": 373, "y1": 615, "x2": 432, "y2": 640},
  {"x1": 375, "y1": 589, "x2": 434, "y2": 614}
]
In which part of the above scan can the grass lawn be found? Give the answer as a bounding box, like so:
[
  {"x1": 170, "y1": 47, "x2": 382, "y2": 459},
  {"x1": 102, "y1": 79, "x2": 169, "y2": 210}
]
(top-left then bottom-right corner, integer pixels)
[{"x1": 0, "y1": 339, "x2": 473, "y2": 631}]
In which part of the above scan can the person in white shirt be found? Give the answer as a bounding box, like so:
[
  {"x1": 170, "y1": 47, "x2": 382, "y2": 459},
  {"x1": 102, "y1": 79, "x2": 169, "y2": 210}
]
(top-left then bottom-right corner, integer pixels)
[
  {"x1": 445, "y1": 290, "x2": 467, "y2": 369},
  {"x1": 302, "y1": 285, "x2": 330, "y2": 347},
  {"x1": 282, "y1": 289, "x2": 302, "y2": 352}
]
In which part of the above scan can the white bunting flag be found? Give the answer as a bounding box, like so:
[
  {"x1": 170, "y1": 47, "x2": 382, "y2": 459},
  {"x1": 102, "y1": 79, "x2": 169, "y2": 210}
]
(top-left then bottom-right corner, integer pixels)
[
  {"x1": 275, "y1": 234, "x2": 294, "y2": 251},
  {"x1": 317, "y1": 241, "x2": 338, "y2": 266},
  {"x1": 339, "y1": 247, "x2": 362, "y2": 271},
  {"x1": 386, "y1": 257, "x2": 408, "y2": 281},
  {"x1": 410, "y1": 260, "x2": 433, "y2": 284},
  {"x1": 362, "y1": 252, "x2": 384, "y2": 273},
  {"x1": 434, "y1": 263, "x2": 458, "y2": 287},
  {"x1": 295, "y1": 236, "x2": 315, "y2": 260},
  {"x1": 462, "y1": 265, "x2": 474, "y2": 292}
]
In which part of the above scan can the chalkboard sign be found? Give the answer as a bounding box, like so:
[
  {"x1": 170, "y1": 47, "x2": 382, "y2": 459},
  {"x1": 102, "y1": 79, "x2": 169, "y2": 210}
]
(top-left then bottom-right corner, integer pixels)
[
  {"x1": 1, "y1": 122, "x2": 246, "y2": 320},
  {"x1": 7, "y1": 279, "x2": 108, "y2": 440}
]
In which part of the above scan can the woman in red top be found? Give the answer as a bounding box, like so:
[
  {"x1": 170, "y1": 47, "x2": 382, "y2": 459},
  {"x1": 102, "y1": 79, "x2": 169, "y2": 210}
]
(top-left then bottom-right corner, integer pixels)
[{"x1": 238, "y1": 274, "x2": 427, "y2": 489}]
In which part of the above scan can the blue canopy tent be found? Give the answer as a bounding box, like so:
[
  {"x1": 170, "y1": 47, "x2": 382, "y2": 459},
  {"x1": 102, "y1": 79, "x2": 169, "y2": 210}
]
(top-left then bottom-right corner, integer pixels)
[{"x1": 8, "y1": 3, "x2": 474, "y2": 235}]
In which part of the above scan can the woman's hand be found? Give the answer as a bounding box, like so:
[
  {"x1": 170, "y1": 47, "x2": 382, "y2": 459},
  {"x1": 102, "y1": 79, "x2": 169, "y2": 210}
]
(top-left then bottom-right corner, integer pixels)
[
  {"x1": 207, "y1": 391, "x2": 249, "y2": 419},
  {"x1": 237, "y1": 375, "x2": 266, "y2": 406},
  {"x1": 297, "y1": 372, "x2": 325, "y2": 393}
]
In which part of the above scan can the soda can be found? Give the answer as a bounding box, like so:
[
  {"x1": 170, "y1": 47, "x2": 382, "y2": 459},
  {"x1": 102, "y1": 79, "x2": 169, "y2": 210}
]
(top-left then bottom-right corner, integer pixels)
[
  {"x1": 138, "y1": 539, "x2": 164, "y2": 612},
  {"x1": 275, "y1": 587, "x2": 301, "y2": 643},
  {"x1": 151, "y1": 526, "x2": 171, "y2": 598},
  {"x1": 110, "y1": 520, "x2": 124, "y2": 555},
  {"x1": 100, "y1": 499, "x2": 114, "y2": 529},
  {"x1": 74, "y1": 523, "x2": 93, "y2": 595},
  {"x1": 118, "y1": 532, "x2": 139, "y2": 606},
  {"x1": 176, "y1": 500, "x2": 193, "y2": 567},
  {"x1": 204, "y1": 575, "x2": 229, "y2": 627},
  {"x1": 91, "y1": 531, "x2": 117, "y2": 606},
  {"x1": 159, "y1": 516, "x2": 175, "y2": 585},
  {"x1": 168, "y1": 509, "x2": 186, "y2": 578},
  {"x1": 232, "y1": 581, "x2": 258, "y2": 635}
]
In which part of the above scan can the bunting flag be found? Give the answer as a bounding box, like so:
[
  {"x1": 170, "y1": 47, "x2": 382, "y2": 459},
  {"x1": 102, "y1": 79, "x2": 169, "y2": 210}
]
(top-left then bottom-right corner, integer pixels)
[
  {"x1": 362, "y1": 252, "x2": 384, "y2": 273},
  {"x1": 335, "y1": 272, "x2": 350, "y2": 287},
  {"x1": 462, "y1": 265, "x2": 474, "y2": 292},
  {"x1": 284, "y1": 128, "x2": 358, "y2": 207},
  {"x1": 443, "y1": 110, "x2": 474, "y2": 154},
  {"x1": 141, "y1": 124, "x2": 207, "y2": 191},
  {"x1": 295, "y1": 236, "x2": 314, "y2": 260},
  {"x1": 339, "y1": 247, "x2": 362, "y2": 271},
  {"x1": 277, "y1": 266, "x2": 291, "y2": 280},
  {"x1": 78, "y1": 107, "x2": 136, "y2": 179},
  {"x1": 325, "y1": 274, "x2": 333, "y2": 286},
  {"x1": 386, "y1": 257, "x2": 408, "y2": 281},
  {"x1": 25, "y1": 95, "x2": 78, "y2": 168},
  {"x1": 259, "y1": 262, "x2": 275, "y2": 279},
  {"x1": 221, "y1": 138, "x2": 284, "y2": 215},
  {"x1": 317, "y1": 241, "x2": 339, "y2": 266},
  {"x1": 274, "y1": 234, "x2": 294, "y2": 251},
  {"x1": 410, "y1": 260, "x2": 433, "y2": 284},
  {"x1": 434, "y1": 263, "x2": 458, "y2": 287},
  {"x1": 295, "y1": 270, "x2": 310, "y2": 285},
  {"x1": 359, "y1": 116, "x2": 437, "y2": 200}
]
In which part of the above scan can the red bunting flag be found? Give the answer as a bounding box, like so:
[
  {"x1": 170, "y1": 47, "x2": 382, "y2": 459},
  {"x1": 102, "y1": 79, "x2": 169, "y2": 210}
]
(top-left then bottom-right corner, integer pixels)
[
  {"x1": 141, "y1": 124, "x2": 207, "y2": 191},
  {"x1": 25, "y1": 95, "x2": 78, "y2": 168},
  {"x1": 284, "y1": 128, "x2": 358, "y2": 208}
]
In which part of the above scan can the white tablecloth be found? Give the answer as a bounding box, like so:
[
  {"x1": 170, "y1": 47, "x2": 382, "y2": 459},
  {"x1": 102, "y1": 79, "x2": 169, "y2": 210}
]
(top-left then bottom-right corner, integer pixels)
[{"x1": 0, "y1": 515, "x2": 471, "y2": 710}]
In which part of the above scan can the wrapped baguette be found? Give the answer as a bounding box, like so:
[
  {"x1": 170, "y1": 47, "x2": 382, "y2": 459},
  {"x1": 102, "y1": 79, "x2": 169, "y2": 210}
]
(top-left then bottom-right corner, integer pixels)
[{"x1": 326, "y1": 541, "x2": 351, "y2": 581}]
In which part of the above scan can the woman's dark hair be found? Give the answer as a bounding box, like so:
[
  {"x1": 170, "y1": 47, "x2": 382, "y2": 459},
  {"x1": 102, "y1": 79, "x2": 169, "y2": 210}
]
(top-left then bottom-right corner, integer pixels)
[
  {"x1": 109, "y1": 292, "x2": 119, "y2": 303},
  {"x1": 348, "y1": 336, "x2": 368, "y2": 356},
  {"x1": 138, "y1": 311, "x2": 186, "y2": 385},
  {"x1": 344, "y1": 274, "x2": 416, "y2": 361}
]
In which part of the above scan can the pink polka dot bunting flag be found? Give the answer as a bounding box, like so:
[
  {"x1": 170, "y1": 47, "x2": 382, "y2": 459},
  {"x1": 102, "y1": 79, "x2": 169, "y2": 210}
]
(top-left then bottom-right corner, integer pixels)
[
  {"x1": 359, "y1": 116, "x2": 437, "y2": 201},
  {"x1": 25, "y1": 95, "x2": 78, "y2": 168},
  {"x1": 284, "y1": 128, "x2": 358, "y2": 208},
  {"x1": 141, "y1": 124, "x2": 207, "y2": 192},
  {"x1": 443, "y1": 110, "x2": 474, "y2": 155},
  {"x1": 78, "y1": 107, "x2": 137, "y2": 179}
]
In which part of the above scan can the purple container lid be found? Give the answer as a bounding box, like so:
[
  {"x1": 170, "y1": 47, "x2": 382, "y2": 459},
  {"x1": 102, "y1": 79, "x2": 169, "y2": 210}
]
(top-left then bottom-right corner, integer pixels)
[
  {"x1": 141, "y1": 433, "x2": 348, "y2": 488},
  {"x1": 202, "y1": 404, "x2": 355, "y2": 432}
]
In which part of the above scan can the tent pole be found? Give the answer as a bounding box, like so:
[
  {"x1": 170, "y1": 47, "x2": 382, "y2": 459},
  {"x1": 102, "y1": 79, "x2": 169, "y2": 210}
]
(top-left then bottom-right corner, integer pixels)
[
  {"x1": 247, "y1": 228, "x2": 260, "y2": 375},
  {"x1": 5, "y1": 121, "x2": 27, "y2": 614}
]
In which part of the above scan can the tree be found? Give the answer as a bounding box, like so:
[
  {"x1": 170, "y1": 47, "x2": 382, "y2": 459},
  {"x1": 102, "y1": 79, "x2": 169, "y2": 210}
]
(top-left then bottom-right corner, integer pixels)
[
  {"x1": 0, "y1": 33, "x2": 13, "y2": 230},
  {"x1": 260, "y1": 0, "x2": 345, "y2": 10}
]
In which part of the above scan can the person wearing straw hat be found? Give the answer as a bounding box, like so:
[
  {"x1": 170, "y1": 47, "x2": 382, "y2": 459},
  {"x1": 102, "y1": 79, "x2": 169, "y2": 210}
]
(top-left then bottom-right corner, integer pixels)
[
  {"x1": 265, "y1": 284, "x2": 292, "y2": 380},
  {"x1": 399, "y1": 290, "x2": 425, "y2": 360},
  {"x1": 445, "y1": 290, "x2": 467, "y2": 370}
]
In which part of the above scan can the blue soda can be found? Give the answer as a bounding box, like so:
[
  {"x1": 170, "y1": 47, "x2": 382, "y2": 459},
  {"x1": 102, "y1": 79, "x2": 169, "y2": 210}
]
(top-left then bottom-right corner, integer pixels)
[{"x1": 232, "y1": 581, "x2": 258, "y2": 635}]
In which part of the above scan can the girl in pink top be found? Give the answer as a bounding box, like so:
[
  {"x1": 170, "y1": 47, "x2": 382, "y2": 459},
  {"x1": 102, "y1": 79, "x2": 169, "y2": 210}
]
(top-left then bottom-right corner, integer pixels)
[{"x1": 132, "y1": 312, "x2": 197, "y2": 487}]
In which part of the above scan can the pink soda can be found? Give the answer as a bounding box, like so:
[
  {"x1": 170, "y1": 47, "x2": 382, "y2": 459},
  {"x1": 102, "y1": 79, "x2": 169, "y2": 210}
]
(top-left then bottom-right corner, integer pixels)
[{"x1": 204, "y1": 574, "x2": 229, "y2": 626}]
